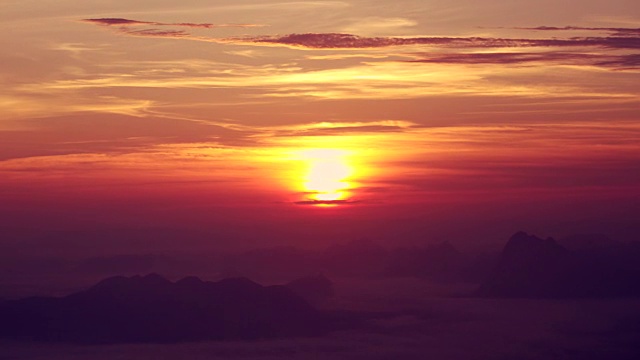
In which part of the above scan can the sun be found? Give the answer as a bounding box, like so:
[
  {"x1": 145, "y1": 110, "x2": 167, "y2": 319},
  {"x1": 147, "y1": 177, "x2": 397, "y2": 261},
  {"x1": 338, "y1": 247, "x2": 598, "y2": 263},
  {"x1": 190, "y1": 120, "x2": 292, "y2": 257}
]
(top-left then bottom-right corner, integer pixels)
[{"x1": 298, "y1": 149, "x2": 353, "y2": 202}]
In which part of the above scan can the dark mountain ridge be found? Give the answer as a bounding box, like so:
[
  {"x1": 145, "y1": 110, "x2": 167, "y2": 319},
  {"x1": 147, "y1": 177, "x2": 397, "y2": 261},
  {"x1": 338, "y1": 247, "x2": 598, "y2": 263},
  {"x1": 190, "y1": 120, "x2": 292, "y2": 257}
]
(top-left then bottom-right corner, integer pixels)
[
  {"x1": 477, "y1": 231, "x2": 640, "y2": 298},
  {"x1": 0, "y1": 274, "x2": 329, "y2": 343}
]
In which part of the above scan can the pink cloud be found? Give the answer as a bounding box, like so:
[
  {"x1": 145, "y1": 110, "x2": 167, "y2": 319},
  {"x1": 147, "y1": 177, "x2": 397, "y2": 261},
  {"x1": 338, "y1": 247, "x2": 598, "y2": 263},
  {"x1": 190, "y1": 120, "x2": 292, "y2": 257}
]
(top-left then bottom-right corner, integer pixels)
[
  {"x1": 405, "y1": 52, "x2": 640, "y2": 70},
  {"x1": 82, "y1": 18, "x2": 263, "y2": 29},
  {"x1": 237, "y1": 32, "x2": 639, "y2": 50}
]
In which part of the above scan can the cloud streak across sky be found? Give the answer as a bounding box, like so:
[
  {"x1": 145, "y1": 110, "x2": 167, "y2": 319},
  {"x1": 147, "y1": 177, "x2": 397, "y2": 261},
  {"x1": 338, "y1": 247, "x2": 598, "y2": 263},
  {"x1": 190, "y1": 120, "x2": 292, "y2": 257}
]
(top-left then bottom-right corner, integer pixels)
[
  {"x1": 79, "y1": 17, "x2": 640, "y2": 73},
  {"x1": 236, "y1": 32, "x2": 640, "y2": 50},
  {"x1": 405, "y1": 52, "x2": 640, "y2": 69},
  {"x1": 83, "y1": 18, "x2": 640, "y2": 50},
  {"x1": 82, "y1": 18, "x2": 264, "y2": 29},
  {"x1": 516, "y1": 26, "x2": 640, "y2": 36}
]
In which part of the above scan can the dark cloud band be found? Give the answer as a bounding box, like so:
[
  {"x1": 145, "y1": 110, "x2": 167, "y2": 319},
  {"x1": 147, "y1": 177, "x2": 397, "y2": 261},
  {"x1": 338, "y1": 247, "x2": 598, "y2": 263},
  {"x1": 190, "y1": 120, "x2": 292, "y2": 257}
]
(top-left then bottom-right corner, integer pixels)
[
  {"x1": 405, "y1": 52, "x2": 640, "y2": 69},
  {"x1": 82, "y1": 18, "x2": 263, "y2": 29},
  {"x1": 238, "y1": 33, "x2": 640, "y2": 50}
]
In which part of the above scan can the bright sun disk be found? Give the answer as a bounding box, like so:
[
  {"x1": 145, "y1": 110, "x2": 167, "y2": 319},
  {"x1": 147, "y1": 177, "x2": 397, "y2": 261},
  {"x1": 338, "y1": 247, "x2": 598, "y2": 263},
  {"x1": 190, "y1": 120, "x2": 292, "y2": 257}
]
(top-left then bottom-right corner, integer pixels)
[{"x1": 298, "y1": 149, "x2": 353, "y2": 202}]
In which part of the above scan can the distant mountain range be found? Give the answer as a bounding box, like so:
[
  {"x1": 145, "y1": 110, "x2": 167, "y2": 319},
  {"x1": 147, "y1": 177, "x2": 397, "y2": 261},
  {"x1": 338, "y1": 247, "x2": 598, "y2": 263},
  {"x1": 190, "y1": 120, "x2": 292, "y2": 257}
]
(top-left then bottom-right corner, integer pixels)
[
  {"x1": 2, "y1": 230, "x2": 640, "y2": 304},
  {"x1": 477, "y1": 231, "x2": 640, "y2": 298},
  {"x1": 0, "y1": 274, "x2": 330, "y2": 343}
]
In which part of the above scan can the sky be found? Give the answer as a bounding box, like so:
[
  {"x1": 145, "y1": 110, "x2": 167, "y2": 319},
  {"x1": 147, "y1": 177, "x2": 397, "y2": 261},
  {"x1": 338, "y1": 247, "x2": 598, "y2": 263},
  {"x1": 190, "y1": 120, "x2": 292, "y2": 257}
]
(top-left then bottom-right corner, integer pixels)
[{"x1": 0, "y1": 0, "x2": 639, "y2": 251}]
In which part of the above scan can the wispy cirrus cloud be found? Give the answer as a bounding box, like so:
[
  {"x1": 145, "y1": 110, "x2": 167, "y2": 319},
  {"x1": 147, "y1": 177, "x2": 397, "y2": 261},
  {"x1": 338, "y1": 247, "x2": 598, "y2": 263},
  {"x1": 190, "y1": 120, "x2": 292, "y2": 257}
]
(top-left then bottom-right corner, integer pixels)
[
  {"x1": 255, "y1": 120, "x2": 417, "y2": 138},
  {"x1": 83, "y1": 18, "x2": 152, "y2": 26},
  {"x1": 19, "y1": 58, "x2": 636, "y2": 102},
  {"x1": 121, "y1": 29, "x2": 190, "y2": 38},
  {"x1": 405, "y1": 52, "x2": 640, "y2": 70},
  {"x1": 82, "y1": 17, "x2": 265, "y2": 42},
  {"x1": 82, "y1": 18, "x2": 640, "y2": 51},
  {"x1": 515, "y1": 26, "x2": 640, "y2": 37},
  {"x1": 235, "y1": 32, "x2": 640, "y2": 50},
  {"x1": 82, "y1": 18, "x2": 264, "y2": 29},
  {"x1": 23, "y1": 19, "x2": 633, "y2": 104}
]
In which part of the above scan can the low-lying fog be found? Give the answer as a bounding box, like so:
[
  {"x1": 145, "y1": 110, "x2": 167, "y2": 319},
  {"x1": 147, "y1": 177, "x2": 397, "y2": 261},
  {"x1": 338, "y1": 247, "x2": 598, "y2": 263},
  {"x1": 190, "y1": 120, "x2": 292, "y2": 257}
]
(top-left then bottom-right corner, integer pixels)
[{"x1": 3, "y1": 277, "x2": 640, "y2": 360}]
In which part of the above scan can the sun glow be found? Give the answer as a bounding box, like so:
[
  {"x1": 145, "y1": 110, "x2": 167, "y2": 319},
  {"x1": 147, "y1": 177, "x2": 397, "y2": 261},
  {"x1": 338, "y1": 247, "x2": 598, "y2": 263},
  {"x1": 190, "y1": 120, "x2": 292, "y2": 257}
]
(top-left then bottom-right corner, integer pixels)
[{"x1": 298, "y1": 149, "x2": 354, "y2": 203}]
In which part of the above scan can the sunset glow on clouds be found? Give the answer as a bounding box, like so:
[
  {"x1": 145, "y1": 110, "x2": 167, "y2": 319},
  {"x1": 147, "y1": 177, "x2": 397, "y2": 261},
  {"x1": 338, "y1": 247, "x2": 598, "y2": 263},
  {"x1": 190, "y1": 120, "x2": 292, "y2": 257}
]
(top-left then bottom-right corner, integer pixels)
[{"x1": 1, "y1": 0, "x2": 639, "y2": 245}]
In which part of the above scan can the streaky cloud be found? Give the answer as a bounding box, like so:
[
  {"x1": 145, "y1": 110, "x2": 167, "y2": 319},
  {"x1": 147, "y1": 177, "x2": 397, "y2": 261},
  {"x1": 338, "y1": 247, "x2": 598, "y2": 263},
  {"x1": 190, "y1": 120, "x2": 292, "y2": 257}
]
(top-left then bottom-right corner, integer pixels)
[
  {"x1": 516, "y1": 26, "x2": 640, "y2": 37},
  {"x1": 405, "y1": 52, "x2": 640, "y2": 70},
  {"x1": 294, "y1": 199, "x2": 360, "y2": 206},
  {"x1": 82, "y1": 18, "x2": 264, "y2": 29},
  {"x1": 82, "y1": 18, "x2": 640, "y2": 51},
  {"x1": 83, "y1": 18, "x2": 152, "y2": 26},
  {"x1": 123, "y1": 29, "x2": 190, "y2": 38},
  {"x1": 236, "y1": 33, "x2": 640, "y2": 50},
  {"x1": 594, "y1": 54, "x2": 640, "y2": 69}
]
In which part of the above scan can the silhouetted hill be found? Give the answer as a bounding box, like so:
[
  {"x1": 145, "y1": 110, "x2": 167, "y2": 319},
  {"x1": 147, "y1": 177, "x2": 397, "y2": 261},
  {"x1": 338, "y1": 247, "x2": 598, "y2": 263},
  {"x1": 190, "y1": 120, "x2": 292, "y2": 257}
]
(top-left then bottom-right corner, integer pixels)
[
  {"x1": 477, "y1": 232, "x2": 640, "y2": 298},
  {"x1": 0, "y1": 274, "x2": 329, "y2": 343}
]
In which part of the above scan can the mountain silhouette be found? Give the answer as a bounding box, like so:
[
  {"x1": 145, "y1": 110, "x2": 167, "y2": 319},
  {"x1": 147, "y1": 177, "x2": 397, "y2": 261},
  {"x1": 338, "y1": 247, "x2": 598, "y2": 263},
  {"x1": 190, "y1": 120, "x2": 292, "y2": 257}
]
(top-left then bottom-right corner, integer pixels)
[
  {"x1": 477, "y1": 231, "x2": 640, "y2": 298},
  {"x1": 0, "y1": 274, "x2": 329, "y2": 343}
]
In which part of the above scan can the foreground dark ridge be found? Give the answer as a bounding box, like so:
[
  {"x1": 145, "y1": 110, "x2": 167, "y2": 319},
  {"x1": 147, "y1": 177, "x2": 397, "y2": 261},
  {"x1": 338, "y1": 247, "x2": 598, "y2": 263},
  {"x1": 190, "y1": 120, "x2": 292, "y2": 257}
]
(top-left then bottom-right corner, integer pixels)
[{"x1": 0, "y1": 274, "x2": 330, "y2": 343}]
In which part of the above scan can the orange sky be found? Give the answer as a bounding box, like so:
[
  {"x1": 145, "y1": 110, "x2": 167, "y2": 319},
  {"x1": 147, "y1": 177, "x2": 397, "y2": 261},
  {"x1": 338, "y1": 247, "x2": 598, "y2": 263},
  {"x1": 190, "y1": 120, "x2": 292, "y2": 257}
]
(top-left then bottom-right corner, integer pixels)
[{"x1": 0, "y1": 1, "x2": 639, "y2": 249}]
